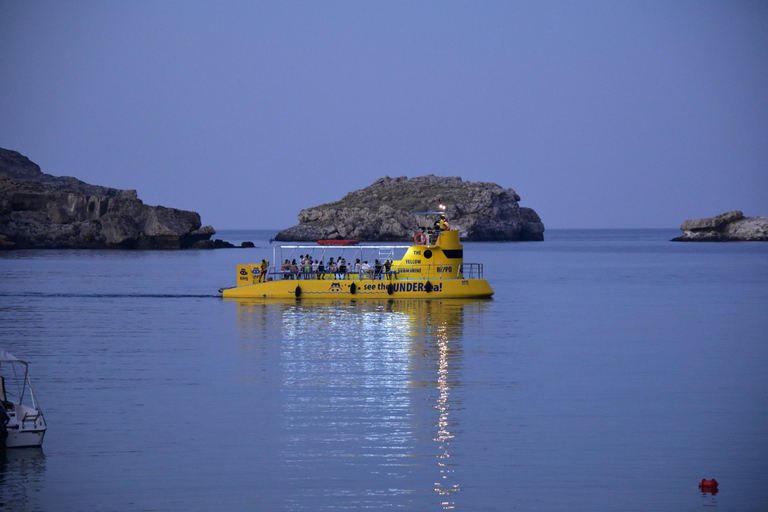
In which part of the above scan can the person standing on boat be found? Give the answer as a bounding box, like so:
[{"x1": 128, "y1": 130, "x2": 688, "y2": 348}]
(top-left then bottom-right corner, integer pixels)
[
  {"x1": 260, "y1": 259, "x2": 268, "y2": 282},
  {"x1": 431, "y1": 218, "x2": 441, "y2": 244},
  {"x1": 439, "y1": 215, "x2": 450, "y2": 231},
  {"x1": 312, "y1": 258, "x2": 319, "y2": 278}
]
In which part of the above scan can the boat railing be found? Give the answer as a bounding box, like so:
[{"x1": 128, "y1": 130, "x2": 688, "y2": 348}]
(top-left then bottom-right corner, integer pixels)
[
  {"x1": 460, "y1": 263, "x2": 484, "y2": 279},
  {"x1": 272, "y1": 244, "x2": 410, "y2": 268},
  {"x1": 22, "y1": 410, "x2": 42, "y2": 427},
  {"x1": 263, "y1": 267, "x2": 396, "y2": 281},
  {"x1": 261, "y1": 263, "x2": 485, "y2": 281}
]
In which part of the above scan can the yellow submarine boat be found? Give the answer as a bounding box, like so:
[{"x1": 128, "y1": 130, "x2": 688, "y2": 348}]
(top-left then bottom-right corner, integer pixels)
[{"x1": 219, "y1": 226, "x2": 493, "y2": 299}]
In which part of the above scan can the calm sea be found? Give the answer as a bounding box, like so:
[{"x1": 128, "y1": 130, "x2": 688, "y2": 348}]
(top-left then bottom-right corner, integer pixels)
[{"x1": 1, "y1": 229, "x2": 766, "y2": 511}]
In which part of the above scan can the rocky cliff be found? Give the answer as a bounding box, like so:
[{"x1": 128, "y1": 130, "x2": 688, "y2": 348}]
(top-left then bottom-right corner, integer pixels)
[
  {"x1": 275, "y1": 175, "x2": 544, "y2": 242},
  {"x1": 0, "y1": 148, "x2": 215, "y2": 249},
  {"x1": 671, "y1": 210, "x2": 768, "y2": 241}
]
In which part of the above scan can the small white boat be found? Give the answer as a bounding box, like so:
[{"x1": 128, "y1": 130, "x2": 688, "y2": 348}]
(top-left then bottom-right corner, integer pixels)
[{"x1": 0, "y1": 349, "x2": 47, "y2": 448}]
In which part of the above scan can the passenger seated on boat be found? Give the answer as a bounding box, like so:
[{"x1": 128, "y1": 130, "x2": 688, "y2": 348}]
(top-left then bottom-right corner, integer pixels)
[
  {"x1": 316, "y1": 260, "x2": 325, "y2": 279},
  {"x1": 360, "y1": 260, "x2": 371, "y2": 279},
  {"x1": 354, "y1": 259, "x2": 361, "y2": 275},
  {"x1": 281, "y1": 260, "x2": 290, "y2": 279},
  {"x1": 328, "y1": 260, "x2": 337, "y2": 279},
  {"x1": 382, "y1": 259, "x2": 399, "y2": 279},
  {"x1": 374, "y1": 260, "x2": 382, "y2": 279},
  {"x1": 338, "y1": 259, "x2": 348, "y2": 279}
]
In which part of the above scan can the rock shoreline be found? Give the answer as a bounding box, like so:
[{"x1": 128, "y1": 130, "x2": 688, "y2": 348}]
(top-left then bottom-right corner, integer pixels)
[
  {"x1": 671, "y1": 211, "x2": 768, "y2": 241},
  {"x1": 275, "y1": 175, "x2": 544, "y2": 242},
  {"x1": 0, "y1": 147, "x2": 222, "y2": 249}
]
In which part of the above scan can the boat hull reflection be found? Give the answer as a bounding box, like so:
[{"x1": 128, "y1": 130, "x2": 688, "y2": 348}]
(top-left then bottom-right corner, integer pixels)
[{"x1": 228, "y1": 298, "x2": 491, "y2": 509}]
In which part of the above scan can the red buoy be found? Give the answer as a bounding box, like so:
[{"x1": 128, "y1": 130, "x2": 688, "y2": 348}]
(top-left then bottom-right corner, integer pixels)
[{"x1": 699, "y1": 478, "x2": 719, "y2": 490}]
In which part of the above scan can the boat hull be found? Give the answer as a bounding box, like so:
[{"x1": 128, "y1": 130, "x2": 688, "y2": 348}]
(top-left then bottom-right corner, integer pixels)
[
  {"x1": 4, "y1": 428, "x2": 46, "y2": 448},
  {"x1": 2, "y1": 402, "x2": 46, "y2": 448},
  {"x1": 221, "y1": 277, "x2": 494, "y2": 299}
]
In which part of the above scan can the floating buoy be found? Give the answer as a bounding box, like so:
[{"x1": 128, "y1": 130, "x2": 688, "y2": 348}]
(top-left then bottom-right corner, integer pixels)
[
  {"x1": 349, "y1": 283, "x2": 356, "y2": 295},
  {"x1": 425, "y1": 281, "x2": 433, "y2": 293},
  {"x1": 295, "y1": 285, "x2": 302, "y2": 298},
  {"x1": 699, "y1": 479, "x2": 719, "y2": 491}
]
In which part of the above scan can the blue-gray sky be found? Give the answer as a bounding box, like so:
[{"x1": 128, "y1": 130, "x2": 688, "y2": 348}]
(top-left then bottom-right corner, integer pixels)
[{"x1": 2, "y1": 1, "x2": 766, "y2": 229}]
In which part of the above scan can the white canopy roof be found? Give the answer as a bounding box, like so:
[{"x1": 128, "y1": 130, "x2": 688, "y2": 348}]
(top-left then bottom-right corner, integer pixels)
[{"x1": 0, "y1": 349, "x2": 21, "y2": 362}]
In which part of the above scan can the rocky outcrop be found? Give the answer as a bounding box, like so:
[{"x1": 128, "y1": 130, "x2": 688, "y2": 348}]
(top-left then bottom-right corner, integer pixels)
[
  {"x1": 672, "y1": 211, "x2": 768, "y2": 241},
  {"x1": 275, "y1": 175, "x2": 544, "y2": 242},
  {"x1": 0, "y1": 148, "x2": 215, "y2": 249}
]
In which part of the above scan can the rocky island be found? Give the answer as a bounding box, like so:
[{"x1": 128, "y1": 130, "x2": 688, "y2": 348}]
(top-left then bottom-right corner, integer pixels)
[
  {"x1": 672, "y1": 210, "x2": 768, "y2": 241},
  {"x1": 275, "y1": 175, "x2": 544, "y2": 242},
  {"x1": 0, "y1": 147, "x2": 217, "y2": 249}
]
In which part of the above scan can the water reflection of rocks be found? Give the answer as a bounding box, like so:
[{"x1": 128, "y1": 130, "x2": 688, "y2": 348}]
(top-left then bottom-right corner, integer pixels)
[{"x1": 229, "y1": 298, "x2": 491, "y2": 509}]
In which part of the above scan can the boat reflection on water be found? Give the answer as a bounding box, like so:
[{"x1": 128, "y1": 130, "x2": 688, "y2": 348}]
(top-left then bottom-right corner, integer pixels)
[
  {"x1": 226, "y1": 297, "x2": 491, "y2": 509},
  {"x1": 0, "y1": 447, "x2": 46, "y2": 510}
]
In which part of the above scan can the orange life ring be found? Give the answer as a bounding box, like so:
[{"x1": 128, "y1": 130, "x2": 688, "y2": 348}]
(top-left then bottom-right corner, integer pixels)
[{"x1": 414, "y1": 232, "x2": 427, "y2": 245}]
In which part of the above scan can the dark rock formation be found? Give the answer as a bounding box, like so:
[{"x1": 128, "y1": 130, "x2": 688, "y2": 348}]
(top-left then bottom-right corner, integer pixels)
[
  {"x1": 191, "y1": 239, "x2": 242, "y2": 249},
  {"x1": 275, "y1": 175, "x2": 544, "y2": 242},
  {"x1": 671, "y1": 211, "x2": 768, "y2": 241},
  {"x1": 0, "y1": 148, "x2": 215, "y2": 249}
]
